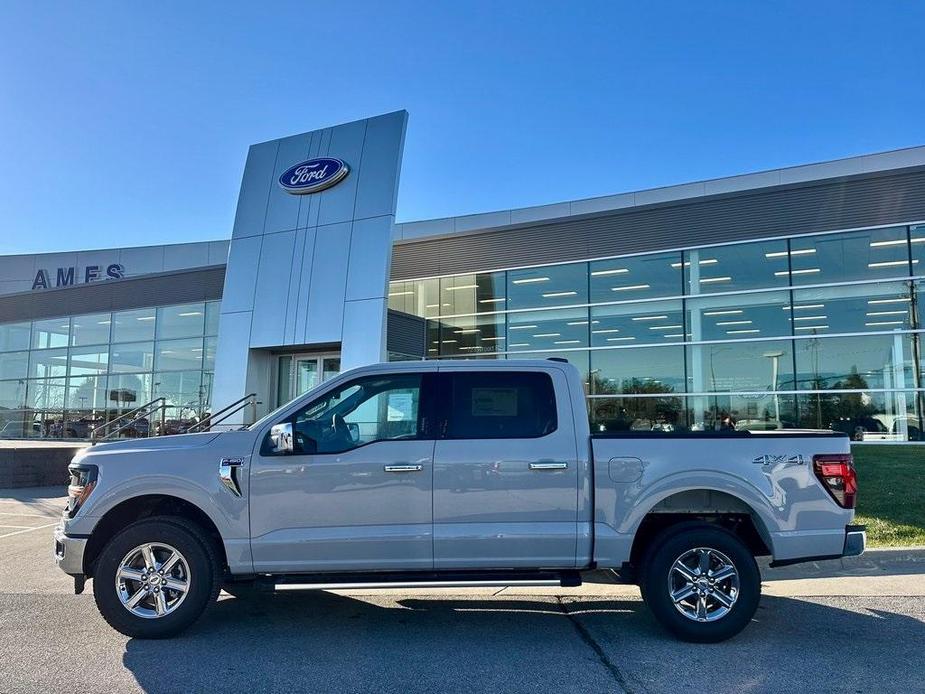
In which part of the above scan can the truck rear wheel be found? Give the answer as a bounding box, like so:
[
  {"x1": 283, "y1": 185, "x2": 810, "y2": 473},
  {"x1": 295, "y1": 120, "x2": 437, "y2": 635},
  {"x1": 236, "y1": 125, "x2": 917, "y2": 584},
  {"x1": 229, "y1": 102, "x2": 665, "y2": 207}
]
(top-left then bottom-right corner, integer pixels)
[
  {"x1": 93, "y1": 517, "x2": 220, "y2": 638},
  {"x1": 641, "y1": 525, "x2": 760, "y2": 643}
]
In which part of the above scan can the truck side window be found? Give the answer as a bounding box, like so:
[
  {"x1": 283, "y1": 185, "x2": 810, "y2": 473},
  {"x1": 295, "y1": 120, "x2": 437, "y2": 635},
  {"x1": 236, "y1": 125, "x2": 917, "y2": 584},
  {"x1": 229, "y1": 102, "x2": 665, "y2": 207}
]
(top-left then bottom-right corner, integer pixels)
[
  {"x1": 444, "y1": 372, "x2": 557, "y2": 439},
  {"x1": 289, "y1": 373, "x2": 423, "y2": 454}
]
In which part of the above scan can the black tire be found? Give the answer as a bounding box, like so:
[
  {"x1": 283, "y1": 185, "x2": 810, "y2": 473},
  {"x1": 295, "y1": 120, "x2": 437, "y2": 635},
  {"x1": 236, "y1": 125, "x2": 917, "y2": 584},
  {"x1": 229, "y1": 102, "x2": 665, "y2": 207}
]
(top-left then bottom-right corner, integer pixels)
[
  {"x1": 641, "y1": 524, "x2": 760, "y2": 643},
  {"x1": 93, "y1": 517, "x2": 221, "y2": 639}
]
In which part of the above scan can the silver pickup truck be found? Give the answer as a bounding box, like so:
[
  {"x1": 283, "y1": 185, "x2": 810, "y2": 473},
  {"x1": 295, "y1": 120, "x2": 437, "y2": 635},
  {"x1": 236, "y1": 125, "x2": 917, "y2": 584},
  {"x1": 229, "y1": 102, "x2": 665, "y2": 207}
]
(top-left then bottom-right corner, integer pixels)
[{"x1": 55, "y1": 359, "x2": 864, "y2": 642}]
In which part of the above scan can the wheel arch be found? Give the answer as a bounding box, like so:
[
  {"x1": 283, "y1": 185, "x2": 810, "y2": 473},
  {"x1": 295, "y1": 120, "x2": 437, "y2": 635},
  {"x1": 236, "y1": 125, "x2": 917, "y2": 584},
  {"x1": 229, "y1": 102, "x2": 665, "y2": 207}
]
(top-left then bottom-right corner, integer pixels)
[{"x1": 82, "y1": 494, "x2": 228, "y2": 578}]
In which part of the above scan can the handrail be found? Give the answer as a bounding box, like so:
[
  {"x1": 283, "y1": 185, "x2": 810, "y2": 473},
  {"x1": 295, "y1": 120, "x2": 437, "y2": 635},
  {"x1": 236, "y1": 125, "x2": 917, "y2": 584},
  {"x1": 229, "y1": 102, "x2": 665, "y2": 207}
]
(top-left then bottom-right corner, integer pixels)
[
  {"x1": 187, "y1": 393, "x2": 258, "y2": 433},
  {"x1": 90, "y1": 398, "x2": 166, "y2": 441},
  {"x1": 95, "y1": 402, "x2": 167, "y2": 442}
]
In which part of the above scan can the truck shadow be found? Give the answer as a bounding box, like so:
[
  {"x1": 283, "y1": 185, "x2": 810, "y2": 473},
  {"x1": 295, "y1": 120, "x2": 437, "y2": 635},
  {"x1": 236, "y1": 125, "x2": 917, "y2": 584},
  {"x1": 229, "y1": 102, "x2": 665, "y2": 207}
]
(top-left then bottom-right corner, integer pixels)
[{"x1": 122, "y1": 592, "x2": 925, "y2": 693}]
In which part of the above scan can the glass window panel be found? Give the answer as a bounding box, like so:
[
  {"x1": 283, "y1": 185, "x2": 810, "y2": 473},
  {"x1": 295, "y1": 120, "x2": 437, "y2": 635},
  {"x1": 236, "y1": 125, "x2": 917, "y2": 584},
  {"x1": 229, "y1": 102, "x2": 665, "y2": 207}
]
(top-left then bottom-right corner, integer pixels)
[
  {"x1": 32, "y1": 317, "x2": 71, "y2": 349},
  {"x1": 107, "y1": 373, "x2": 153, "y2": 409},
  {"x1": 204, "y1": 301, "x2": 221, "y2": 336},
  {"x1": 68, "y1": 346, "x2": 108, "y2": 377},
  {"x1": 27, "y1": 377, "x2": 67, "y2": 410},
  {"x1": 916, "y1": 280, "x2": 924, "y2": 333},
  {"x1": 203, "y1": 337, "x2": 216, "y2": 372},
  {"x1": 684, "y1": 240, "x2": 788, "y2": 294},
  {"x1": 154, "y1": 370, "x2": 206, "y2": 411},
  {"x1": 686, "y1": 393, "x2": 798, "y2": 431},
  {"x1": 590, "y1": 300, "x2": 684, "y2": 346},
  {"x1": 686, "y1": 340, "x2": 794, "y2": 392},
  {"x1": 789, "y1": 227, "x2": 911, "y2": 286},
  {"x1": 794, "y1": 333, "x2": 915, "y2": 391},
  {"x1": 0, "y1": 351, "x2": 29, "y2": 380},
  {"x1": 109, "y1": 342, "x2": 154, "y2": 373},
  {"x1": 507, "y1": 263, "x2": 587, "y2": 311},
  {"x1": 438, "y1": 273, "x2": 506, "y2": 316},
  {"x1": 590, "y1": 345, "x2": 686, "y2": 396},
  {"x1": 509, "y1": 349, "x2": 590, "y2": 387},
  {"x1": 389, "y1": 279, "x2": 440, "y2": 318},
  {"x1": 28, "y1": 348, "x2": 68, "y2": 379},
  {"x1": 112, "y1": 308, "x2": 156, "y2": 343},
  {"x1": 157, "y1": 303, "x2": 206, "y2": 340},
  {"x1": 66, "y1": 375, "x2": 108, "y2": 413},
  {"x1": 70, "y1": 312, "x2": 111, "y2": 346},
  {"x1": 797, "y1": 390, "x2": 923, "y2": 441},
  {"x1": 790, "y1": 282, "x2": 914, "y2": 335},
  {"x1": 0, "y1": 380, "x2": 28, "y2": 411},
  {"x1": 200, "y1": 372, "x2": 214, "y2": 415},
  {"x1": 507, "y1": 308, "x2": 589, "y2": 353},
  {"x1": 590, "y1": 395, "x2": 689, "y2": 433},
  {"x1": 155, "y1": 338, "x2": 203, "y2": 371},
  {"x1": 438, "y1": 313, "x2": 505, "y2": 356},
  {"x1": 590, "y1": 252, "x2": 682, "y2": 302},
  {"x1": 686, "y1": 290, "x2": 790, "y2": 341},
  {"x1": 910, "y1": 225, "x2": 925, "y2": 272},
  {"x1": 0, "y1": 322, "x2": 31, "y2": 352}
]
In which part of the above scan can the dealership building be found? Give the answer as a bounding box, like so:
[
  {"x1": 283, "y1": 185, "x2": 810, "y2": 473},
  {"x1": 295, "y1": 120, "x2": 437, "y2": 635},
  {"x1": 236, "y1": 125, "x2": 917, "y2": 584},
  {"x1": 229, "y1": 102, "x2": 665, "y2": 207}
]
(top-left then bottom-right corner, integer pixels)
[{"x1": 0, "y1": 110, "x2": 923, "y2": 441}]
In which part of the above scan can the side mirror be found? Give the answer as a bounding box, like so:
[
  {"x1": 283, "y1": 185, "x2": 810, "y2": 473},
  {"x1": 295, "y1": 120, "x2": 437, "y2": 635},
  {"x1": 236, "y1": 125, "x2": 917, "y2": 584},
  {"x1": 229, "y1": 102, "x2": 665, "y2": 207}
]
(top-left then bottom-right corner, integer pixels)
[{"x1": 269, "y1": 422, "x2": 294, "y2": 454}]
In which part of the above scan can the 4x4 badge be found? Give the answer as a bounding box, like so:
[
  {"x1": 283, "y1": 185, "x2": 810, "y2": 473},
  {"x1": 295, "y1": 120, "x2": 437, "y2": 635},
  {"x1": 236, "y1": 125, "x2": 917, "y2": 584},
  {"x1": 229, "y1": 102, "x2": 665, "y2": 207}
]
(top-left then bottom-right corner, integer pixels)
[{"x1": 752, "y1": 454, "x2": 806, "y2": 467}]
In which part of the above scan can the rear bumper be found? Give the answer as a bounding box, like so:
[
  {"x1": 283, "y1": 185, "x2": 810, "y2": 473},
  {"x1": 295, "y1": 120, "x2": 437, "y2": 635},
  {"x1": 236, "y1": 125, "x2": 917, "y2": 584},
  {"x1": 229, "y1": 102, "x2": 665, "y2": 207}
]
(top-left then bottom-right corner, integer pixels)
[
  {"x1": 54, "y1": 524, "x2": 87, "y2": 576},
  {"x1": 843, "y1": 524, "x2": 866, "y2": 558},
  {"x1": 769, "y1": 524, "x2": 866, "y2": 568}
]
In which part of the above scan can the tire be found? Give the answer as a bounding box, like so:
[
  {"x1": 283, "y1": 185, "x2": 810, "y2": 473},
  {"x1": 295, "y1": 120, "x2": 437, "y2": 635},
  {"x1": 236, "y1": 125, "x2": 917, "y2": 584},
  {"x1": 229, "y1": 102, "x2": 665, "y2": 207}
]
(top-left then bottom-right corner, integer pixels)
[
  {"x1": 93, "y1": 517, "x2": 221, "y2": 639},
  {"x1": 640, "y1": 524, "x2": 760, "y2": 643}
]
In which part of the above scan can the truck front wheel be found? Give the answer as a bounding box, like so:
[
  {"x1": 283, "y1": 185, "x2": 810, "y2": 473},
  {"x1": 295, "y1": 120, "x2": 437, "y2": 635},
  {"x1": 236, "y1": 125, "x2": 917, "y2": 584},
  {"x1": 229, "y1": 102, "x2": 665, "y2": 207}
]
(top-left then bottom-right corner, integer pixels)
[
  {"x1": 93, "y1": 517, "x2": 221, "y2": 638},
  {"x1": 641, "y1": 525, "x2": 760, "y2": 643}
]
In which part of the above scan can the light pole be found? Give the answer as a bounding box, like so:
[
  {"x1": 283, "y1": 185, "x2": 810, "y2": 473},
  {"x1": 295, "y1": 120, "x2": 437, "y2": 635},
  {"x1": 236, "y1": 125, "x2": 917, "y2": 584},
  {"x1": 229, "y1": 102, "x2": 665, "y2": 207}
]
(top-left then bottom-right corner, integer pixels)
[{"x1": 763, "y1": 350, "x2": 784, "y2": 426}]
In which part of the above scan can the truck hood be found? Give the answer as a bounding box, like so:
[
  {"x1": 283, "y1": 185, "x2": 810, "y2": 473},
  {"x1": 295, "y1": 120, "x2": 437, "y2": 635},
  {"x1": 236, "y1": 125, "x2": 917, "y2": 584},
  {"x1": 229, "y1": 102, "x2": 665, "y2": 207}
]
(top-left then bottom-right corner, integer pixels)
[{"x1": 86, "y1": 431, "x2": 224, "y2": 454}]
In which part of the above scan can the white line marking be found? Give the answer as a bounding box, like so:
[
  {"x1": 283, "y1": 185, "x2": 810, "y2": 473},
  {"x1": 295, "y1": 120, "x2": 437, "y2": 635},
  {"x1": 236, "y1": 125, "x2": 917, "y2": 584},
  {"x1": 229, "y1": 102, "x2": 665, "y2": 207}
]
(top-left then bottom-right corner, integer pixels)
[
  {"x1": 0, "y1": 524, "x2": 40, "y2": 530},
  {"x1": 0, "y1": 522, "x2": 57, "y2": 539},
  {"x1": 0, "y1": 512, "x2": 60, "y2": 518}
]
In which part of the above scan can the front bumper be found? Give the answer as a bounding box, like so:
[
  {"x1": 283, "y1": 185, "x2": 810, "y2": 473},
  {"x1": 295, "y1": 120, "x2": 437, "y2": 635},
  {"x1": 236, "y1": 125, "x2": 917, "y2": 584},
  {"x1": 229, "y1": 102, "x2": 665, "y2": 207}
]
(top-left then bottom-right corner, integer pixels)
[{"x1": 54, "y1": 524, "x2": 87, "y2": 576}]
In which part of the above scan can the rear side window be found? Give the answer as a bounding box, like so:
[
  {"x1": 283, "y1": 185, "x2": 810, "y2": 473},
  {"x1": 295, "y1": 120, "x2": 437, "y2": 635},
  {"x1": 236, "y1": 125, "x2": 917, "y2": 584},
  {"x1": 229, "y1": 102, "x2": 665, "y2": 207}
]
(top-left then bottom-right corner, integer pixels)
[{"x1": 444, "y1": 371, "x2": 558, "y2": 439}]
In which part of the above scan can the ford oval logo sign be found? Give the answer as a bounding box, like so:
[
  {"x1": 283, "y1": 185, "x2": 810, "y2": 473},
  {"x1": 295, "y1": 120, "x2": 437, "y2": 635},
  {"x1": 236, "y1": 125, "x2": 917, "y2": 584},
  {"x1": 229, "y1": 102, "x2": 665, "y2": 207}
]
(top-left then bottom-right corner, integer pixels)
[{"x1": 278, "y1": 157, "x2": 349, "y2": 195}]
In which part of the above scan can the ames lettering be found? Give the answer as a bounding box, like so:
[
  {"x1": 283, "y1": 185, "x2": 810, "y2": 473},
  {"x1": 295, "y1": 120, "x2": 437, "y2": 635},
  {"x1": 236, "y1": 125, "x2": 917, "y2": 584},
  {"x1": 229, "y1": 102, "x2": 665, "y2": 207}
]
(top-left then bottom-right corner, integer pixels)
[{"x1": 32, "y1": 263, "x2": 125, "y2": 291}]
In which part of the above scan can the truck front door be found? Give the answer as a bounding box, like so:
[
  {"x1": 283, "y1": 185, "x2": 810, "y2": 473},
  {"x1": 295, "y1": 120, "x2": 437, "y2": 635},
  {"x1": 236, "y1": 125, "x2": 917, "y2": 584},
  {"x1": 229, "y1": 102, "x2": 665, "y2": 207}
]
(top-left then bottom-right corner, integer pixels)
[
  {"x1": 250, "y1": 371, "x2": 436, "y2": 573},
  {"x1": 432, "y1": 368, "x2": 580, "y2": 569}
]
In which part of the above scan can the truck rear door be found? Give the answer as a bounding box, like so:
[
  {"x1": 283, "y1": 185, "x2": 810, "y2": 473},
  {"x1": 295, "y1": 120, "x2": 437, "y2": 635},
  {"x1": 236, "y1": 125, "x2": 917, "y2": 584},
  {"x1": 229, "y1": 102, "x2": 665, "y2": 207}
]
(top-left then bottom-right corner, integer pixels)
[{"x1": 431, "y1": 367, "x2": 580, "y2": 568}]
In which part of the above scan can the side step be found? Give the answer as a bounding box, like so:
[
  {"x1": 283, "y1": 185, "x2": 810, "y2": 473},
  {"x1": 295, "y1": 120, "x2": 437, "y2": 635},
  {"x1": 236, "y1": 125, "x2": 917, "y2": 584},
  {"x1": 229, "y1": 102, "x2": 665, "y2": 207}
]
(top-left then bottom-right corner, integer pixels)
[{"x1": 268, "y1": 570, "x2": 583, "y2": 592}]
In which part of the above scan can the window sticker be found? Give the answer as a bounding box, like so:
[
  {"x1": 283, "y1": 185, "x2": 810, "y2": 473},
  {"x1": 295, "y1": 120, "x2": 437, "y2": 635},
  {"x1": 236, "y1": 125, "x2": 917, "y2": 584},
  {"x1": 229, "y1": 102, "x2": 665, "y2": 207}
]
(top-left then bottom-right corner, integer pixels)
[
  {"x1": 387, "y1": 392, "x2": 414, "y2": 421},
  {"x1": 471, "y1": 388, "x2": 518, "y2": 417}
]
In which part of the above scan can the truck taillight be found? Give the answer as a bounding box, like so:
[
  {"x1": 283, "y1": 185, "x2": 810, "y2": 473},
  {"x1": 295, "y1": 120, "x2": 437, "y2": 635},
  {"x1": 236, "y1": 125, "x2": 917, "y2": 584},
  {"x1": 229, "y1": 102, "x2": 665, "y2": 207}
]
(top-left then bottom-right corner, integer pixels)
[{"x1": 813, "y1": 454, "x2": 857, "y2": 509}]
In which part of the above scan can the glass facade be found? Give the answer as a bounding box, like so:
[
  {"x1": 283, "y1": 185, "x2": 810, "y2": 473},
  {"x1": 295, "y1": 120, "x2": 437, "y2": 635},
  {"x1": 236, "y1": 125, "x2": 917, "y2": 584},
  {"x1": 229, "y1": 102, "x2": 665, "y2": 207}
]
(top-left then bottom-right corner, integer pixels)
[
  {"x1": 389, "y1": 224, "x2": 925, "y2": 442},
  {"x1": 0, "y1": 301, "x2": 219, "y2": 439}
]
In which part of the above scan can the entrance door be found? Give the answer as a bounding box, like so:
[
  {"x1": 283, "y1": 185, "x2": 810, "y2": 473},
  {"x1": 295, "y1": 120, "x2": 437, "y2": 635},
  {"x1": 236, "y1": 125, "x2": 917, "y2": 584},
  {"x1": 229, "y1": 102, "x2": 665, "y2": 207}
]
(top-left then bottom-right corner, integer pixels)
[{"x1": 277, "y1": 353, "x2": 341, "y2": 406}]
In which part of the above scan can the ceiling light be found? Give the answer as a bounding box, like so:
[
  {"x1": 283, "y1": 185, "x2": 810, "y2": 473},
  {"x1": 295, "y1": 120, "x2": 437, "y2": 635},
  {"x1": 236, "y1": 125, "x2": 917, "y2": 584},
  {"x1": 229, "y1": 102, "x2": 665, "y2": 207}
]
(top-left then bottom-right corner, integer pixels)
[
  {"x1": 867, "y1": 297, "x2": 911, "y2": 304},
  {"x1": 664, "y1": 334, "x2": 685, "y2": 338},
  {"x1": 783, "y1": 304, "x2": 825, "y2": 310},
  {"x1": 542, "y1": 291, "x2": 578, "y2": 298},
  {"x1": 794, "y1": 325, "x2": 829, "y2": 330},
  {"x1": 612, "y1": 284, "x2": 650, "y2": 291},
  {"x1": 509, "y1": 343, "x2": 530, "y2": 348},
  {"x1": 97, "y1": 320, "x2": 111, "y2": 325},
  {"x1": 670, "y1": 259, "x2": 718, "y2": 268},
  {"x1": 388, "y1": 291, "x2": 414, "y2": 297},
  {"x1": 554, "y1": 340, "x2": 581, "y2": 345},
  {"x1": 865, "y1": 321, "x2": 905, "y2": 326},
  {"x1": 716, "y1": 320, "x2": 752, "y2": 326},
  {"x1": 533, "y1": 333, "x2": 561, "y2": 338},
  {"x1": 444, "y1": 284, "x2": 478, "y2": 291},
  {"x1": 481, "y1": 336, "x2": 505, "y2": 341},
  {"x1": 703, "y1": 310, "x2": 742, "y2": 316},
  {"x1": 512, "y1": 277, "x2": 550, "y2": 284},
  {"x1": 591, "y1": 268, "x2": 628, "y2": 276},
  {"x1": 479, "y1": 298, "x2": 506, "y2": 304},
  {"x1": 567, "y1": 320, "x2": 589, "y2": 326},
  {"x1": 509, "y1": 324, "x2": 538, "y2": 330},
  {"x1": 765, "y1": 249, "x2": 816, "y2": 258},
  {"x1": 699, "y1": 276, "x2": 732, "y2": 283},
  {"x1": 869, "y1": 239, "x2": 907, "y2": 248},
  {"x1": 632, "y1": 315, "x2": 668, "y2": 321},
  {"x1": 178, "y1": 311, "x2": 203, "y2": 317},
  {"x1": 791, "y1": 315, "x2": 827, "y2": 321},
  {"x1": 592, "y1": 329, "x2": 620, "y2": 334},
  {"x1": 868, "y1": 260, "x2": 918, "y2": 268},
  {"x1": 866, "y1": 310, "x2": 908, "y2": 316},
  {"x1": 726, "y1": 329, "x2": 760, "y2": 334},
  {"x1": 442, "y1": 339, "x2": 457, "y2": 344},
  {"x1": 425, "y1": 304, "x2": 439, "y2": 309},
  {"x1": 607, "y1": 336, "x2": 636, "y2": 342},
  {"x1": 649, "y1": 325, "x2": 682, "y2": 330},
  {"x1": 454, "y1": 329, "x2": 481, "y2": 334},
  {"x1": 775, "y1": 268, "x2": 821, "y2": 276},
  {"x1": 136, "y1": 316, "x2": 155, "y2": 321}
]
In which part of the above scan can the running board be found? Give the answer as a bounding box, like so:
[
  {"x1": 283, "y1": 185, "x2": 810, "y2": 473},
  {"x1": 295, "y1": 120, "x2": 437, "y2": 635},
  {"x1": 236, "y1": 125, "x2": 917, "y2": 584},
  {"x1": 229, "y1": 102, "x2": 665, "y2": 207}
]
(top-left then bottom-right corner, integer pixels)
[{"x1": 276, "y1": 579, "x2": 561, "y2": 591}]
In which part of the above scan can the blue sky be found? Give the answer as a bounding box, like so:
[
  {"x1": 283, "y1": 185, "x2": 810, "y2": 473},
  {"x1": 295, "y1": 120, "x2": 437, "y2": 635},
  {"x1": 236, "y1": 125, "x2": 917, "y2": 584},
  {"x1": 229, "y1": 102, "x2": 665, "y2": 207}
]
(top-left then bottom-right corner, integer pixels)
[{"x1": 1, "y1": 1, "x2": 923, "y2": 254}]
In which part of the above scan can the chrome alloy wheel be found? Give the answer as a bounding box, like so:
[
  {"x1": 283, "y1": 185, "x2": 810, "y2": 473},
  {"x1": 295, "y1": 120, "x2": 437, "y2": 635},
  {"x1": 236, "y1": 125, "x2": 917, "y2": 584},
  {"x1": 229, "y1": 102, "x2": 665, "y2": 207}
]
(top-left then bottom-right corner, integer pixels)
[
  {"x1": 116, "y1": 543, "x2": 191, "y2": 619},
  {"x1": 668, "y1": 547, "x2": 740, "y2": 622}
]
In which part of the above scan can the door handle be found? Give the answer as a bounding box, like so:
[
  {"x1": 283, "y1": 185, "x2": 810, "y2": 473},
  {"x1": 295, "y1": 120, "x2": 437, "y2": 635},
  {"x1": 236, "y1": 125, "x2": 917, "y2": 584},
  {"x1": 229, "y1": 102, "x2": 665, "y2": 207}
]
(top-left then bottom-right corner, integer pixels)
[
  {"x1": 529, "y1": 462, "x2": 568, "y2": 470},
  {"x1": 384, "y1": 464, "x2": 424, "y2": 472}
]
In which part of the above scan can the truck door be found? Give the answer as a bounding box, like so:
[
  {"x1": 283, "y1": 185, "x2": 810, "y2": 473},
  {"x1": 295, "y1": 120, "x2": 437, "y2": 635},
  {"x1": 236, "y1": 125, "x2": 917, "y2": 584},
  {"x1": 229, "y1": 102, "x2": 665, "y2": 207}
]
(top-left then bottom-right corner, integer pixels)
[
  {"x1": 249, "y1": 371, "x2": 436, "y2": 573},
  {"x1": 432, "y1": 368, "x2": 580, "y2": 568}
]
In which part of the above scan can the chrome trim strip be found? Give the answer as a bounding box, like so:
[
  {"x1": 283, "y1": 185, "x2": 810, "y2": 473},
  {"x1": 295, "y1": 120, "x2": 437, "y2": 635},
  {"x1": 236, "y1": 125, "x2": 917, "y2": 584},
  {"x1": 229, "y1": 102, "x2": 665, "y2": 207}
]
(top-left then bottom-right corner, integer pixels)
[{"x1": 275, "y1": 579, "x2": 561, "y2": 591}]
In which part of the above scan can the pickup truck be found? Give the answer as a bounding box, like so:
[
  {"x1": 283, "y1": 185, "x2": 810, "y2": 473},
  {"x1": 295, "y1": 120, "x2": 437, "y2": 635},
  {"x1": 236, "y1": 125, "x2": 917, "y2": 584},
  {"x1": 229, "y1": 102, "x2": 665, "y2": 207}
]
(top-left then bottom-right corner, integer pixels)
[{"x1": 55, "y1": 359, "x2": 864, "y2": 642}]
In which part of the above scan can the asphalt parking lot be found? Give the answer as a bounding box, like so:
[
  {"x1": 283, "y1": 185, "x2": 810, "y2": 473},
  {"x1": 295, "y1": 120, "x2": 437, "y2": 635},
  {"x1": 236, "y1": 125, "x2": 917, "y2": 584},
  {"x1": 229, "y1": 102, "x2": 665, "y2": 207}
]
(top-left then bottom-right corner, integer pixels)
[{"x1": 2, "y1": 488, "x2": 924, "y2": 694}]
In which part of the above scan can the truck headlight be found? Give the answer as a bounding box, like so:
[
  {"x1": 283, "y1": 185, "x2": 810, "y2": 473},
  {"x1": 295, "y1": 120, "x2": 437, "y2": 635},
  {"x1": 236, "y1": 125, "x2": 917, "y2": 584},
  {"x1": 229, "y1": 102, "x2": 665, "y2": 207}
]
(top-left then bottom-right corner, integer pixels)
[{"x1": 67, "y1": 463, "x2": 98, "y2": 518}]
